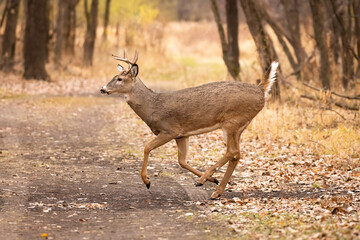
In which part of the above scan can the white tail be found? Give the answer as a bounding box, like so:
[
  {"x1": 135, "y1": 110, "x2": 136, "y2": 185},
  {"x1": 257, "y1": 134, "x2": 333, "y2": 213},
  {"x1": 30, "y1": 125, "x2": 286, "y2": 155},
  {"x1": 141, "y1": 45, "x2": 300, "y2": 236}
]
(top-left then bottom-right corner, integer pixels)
[
  {"x1": 101, "y1": 51, "x2": 279, "y2": 199},
  {"x1": 258, "y1": 61, "x2": 279, "y2": 98}
]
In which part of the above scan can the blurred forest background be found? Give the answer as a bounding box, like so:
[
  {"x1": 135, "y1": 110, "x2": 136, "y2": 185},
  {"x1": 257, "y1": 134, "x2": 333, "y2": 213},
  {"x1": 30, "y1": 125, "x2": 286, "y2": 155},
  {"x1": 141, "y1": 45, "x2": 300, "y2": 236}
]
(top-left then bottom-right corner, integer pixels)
[
  {"x1": 1, "y1": 0, "x2": 360, "y2": 95},
  {"x1": 0, "y1": 0, "x2": 359, "y2": 158}
]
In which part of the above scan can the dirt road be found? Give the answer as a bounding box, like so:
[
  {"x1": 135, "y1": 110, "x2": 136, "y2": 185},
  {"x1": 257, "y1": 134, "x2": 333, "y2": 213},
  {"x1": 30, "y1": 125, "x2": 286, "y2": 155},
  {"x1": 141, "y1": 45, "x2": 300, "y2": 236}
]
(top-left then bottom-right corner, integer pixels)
[{"x1": 0, "y1": 95, "x2": 231, "y2": 240}]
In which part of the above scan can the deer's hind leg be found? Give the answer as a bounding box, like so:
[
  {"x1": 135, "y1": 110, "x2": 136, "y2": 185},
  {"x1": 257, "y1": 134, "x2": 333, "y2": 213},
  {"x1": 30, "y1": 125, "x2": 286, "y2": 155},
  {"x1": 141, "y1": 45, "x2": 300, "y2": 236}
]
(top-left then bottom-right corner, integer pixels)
[
  {"x1": 176, "y1": 137, "x2": 218, "y2": 184},
  {"x1": 196, "y1": 129, "x2": 238, "y2": 186},
  {"x1": 209, "y1": 123, "x2": 249, "y2": 199}
]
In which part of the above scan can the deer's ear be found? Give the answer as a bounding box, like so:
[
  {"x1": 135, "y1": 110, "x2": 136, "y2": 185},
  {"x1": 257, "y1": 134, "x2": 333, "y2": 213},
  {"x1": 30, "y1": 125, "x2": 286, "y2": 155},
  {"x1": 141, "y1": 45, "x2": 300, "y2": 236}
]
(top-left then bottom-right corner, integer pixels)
[
  {"x1": 117, "y1": 64, "x2": 124, "y2": 72},
  {"x1": 130, "y1": 64, "x2": 138, "y2": 77}
]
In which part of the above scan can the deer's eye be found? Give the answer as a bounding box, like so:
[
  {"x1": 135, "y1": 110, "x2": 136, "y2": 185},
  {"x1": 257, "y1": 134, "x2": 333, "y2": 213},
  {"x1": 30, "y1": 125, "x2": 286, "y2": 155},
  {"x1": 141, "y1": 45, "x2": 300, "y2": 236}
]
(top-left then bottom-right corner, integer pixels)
[{"x1": 117, "y1": 77, "x2": 122, "y2": 82}]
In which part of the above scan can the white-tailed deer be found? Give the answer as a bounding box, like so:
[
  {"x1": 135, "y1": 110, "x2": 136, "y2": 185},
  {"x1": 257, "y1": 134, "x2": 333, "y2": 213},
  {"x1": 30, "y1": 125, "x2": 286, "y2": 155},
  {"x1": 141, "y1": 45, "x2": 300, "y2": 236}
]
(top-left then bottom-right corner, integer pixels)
[{"x1": 101, "y1": 50, "x2": 279, "y2": 199}]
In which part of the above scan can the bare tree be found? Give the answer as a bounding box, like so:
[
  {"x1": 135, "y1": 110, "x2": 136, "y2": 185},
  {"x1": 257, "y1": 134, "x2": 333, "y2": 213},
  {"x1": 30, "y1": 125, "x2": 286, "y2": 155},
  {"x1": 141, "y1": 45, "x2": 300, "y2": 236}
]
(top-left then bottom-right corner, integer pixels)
[
  {"x1": 239, "y1": 0, "x2": 280, "y2": 99},
  {"x1": 0, "y1": 0, "x2": 20, "y2": 71},
  {"x1": 226, "y1": 0, "x2": 240, "y2": 79},
  {"x1": 53, "y1": 0, "x2": 79, "y2": 65},
  {"x1": 83, "y1": 0, "x2": 98, "y2": 66},
  {"x1": 0, "y1": 0, "x2": 9, "y2": 28},
  {"x1": 23, "y1": 0, "x2": 49, "y2": 80},
  {"x1": 309, "y1": 0, "x2": 331, "y2": 90},
  {"x1": 103, "y1": 0, "x2": 111, "y2": 40},
  {"x1": 54, "y1": 0, "x2": 67, "y2": 67},
  {"x1": 253, "y1": 0, "x2": 312, "y2": 82},
  {"x1": 177, "y1": 0, "x2": 191, "y2": 20},
  {"x1": 329, "y1": 0, "x2": 356, "y2": 89},
  {"x1": 64, "y1": 0, "x2": 79, "y2": 56},
  {"x1": 354, "y1": 0, "x2": 360, "y2": 77},
  {"x1": 210, "y1": 0, "x2": 240, "y2": 80},
  {"x1": 252, "y1": 0, "x2": 297, "y2": 73},
  {"x1": 280, "y1": 0, "x2": 307, "y2": 80},
  {"x1": 324, "y1": 0, "x2": 341, "y2": 65}
]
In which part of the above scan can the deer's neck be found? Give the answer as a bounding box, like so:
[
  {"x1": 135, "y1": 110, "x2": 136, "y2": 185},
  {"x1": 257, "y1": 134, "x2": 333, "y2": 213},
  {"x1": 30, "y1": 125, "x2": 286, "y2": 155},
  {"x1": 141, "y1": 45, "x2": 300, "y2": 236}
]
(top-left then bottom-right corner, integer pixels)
[{"x1": 127, "y1": 78, "x2": 158, "y2": 128}]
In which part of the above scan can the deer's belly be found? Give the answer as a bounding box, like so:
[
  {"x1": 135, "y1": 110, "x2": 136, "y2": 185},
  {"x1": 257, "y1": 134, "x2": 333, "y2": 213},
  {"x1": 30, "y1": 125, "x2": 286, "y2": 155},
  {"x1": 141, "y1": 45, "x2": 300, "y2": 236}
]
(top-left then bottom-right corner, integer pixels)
[{"x1": 181, "y1": 123, "x2": 221, "y2": 137}]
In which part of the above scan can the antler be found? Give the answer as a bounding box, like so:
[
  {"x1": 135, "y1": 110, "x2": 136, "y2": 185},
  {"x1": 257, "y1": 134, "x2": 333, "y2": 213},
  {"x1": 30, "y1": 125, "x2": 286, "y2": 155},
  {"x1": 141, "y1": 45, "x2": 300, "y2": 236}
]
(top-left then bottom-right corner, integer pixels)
[
  {"x1": 112, "y1": 50, "x2": 139, "y2": 66},
  {"x1": 132, "y1": 50, "x2": 139, "y2": 64}
]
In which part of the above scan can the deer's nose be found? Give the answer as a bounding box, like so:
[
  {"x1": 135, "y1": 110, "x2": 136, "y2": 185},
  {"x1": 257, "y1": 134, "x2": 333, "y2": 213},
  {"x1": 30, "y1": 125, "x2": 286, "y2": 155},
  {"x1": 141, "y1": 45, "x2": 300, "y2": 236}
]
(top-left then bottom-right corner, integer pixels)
[{"x1": 100, "y1": 88, "x2": 108, "y2": 94}]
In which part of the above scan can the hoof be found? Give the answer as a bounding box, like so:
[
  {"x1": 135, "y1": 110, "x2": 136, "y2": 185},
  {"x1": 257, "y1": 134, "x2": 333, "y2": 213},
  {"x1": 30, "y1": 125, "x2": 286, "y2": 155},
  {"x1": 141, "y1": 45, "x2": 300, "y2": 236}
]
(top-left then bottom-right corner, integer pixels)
[
  {"x1": 209, "y1": 194, "x2": 220, "y2": 200},
  {"x1": 146, "y1": 182, "x2": 151, "y2": 189},
  {"x1": 213, "y1": 178, "x2": 219, "y2": 185},
  {"x1": 195, "y1": 182, "x2": 203, "y2": 187}
]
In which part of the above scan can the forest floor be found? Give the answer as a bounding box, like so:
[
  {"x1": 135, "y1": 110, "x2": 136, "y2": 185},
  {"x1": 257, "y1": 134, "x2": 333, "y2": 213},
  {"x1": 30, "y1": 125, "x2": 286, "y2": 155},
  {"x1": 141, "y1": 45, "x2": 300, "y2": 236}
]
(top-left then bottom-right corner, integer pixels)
[{"x1": 0, "y1": 91, "x2": 359, "y2": 240}]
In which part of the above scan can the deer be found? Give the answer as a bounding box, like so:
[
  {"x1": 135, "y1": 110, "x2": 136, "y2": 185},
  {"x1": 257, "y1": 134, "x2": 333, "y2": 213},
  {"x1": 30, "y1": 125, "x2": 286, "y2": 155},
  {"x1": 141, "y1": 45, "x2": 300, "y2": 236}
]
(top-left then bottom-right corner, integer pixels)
[{"x1": 100, "y1": 50, "x2": 279, "y2": 199}]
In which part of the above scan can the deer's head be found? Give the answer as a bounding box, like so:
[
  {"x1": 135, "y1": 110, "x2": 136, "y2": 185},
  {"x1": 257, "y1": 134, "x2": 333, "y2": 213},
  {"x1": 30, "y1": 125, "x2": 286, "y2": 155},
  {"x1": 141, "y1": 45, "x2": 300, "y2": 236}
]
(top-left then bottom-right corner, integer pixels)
[{"x1": 100, "y1": 50, "x2": 139, "y2": 95}]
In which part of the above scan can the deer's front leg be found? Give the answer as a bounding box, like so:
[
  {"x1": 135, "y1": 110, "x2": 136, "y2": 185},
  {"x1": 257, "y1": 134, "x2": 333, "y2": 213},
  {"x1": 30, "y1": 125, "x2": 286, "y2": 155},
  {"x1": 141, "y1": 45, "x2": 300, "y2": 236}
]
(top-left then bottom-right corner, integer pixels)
[{"x1": 142, "y1": 133, "x2": 175, "y2": 189}]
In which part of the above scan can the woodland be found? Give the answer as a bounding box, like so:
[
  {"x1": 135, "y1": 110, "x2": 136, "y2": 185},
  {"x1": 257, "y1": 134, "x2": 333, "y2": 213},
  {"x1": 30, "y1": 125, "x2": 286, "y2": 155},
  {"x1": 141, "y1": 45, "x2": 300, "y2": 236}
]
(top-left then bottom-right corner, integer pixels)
[{"x1": 0, "y1": 0, "x2": 359, "y2": 239}]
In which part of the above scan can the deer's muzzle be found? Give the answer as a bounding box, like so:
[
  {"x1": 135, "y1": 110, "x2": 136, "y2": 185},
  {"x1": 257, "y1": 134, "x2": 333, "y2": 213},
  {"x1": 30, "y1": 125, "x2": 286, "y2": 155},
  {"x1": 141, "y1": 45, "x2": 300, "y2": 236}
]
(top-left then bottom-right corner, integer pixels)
[{"x1": 100, "y1": 88, "x2": 110, "y2": 95}]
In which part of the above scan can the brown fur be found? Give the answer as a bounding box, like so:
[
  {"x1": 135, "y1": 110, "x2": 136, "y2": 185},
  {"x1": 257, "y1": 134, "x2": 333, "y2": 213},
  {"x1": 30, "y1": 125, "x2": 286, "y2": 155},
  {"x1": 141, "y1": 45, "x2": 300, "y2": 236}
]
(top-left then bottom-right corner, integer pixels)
[{"x1": 127, "y1": 80, "x2": 264, "y2": 137}]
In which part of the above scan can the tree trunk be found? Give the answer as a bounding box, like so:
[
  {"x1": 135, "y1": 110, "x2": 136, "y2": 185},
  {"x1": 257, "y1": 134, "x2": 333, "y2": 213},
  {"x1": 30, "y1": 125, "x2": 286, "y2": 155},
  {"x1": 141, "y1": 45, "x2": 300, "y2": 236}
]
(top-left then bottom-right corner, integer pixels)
[
  {"x1": 225, "y1": 0, "x2": 240, "y2": 79},
  {"x1": 0, "y1": 0, "x2": 9, "y2": 29},
  {"x1": 239, "y1": 0, "x2": 280, "y2": 100},
  {"x1": 23, "y1": 0, "x2": 49, "y2": 80},
  {"x1": 115, "y1": 21, "x2": 120, "y2": 49},
  {"x1": 329, "y1": 0, "x2": 354, "y2": 89},
  {"x1": 210, "y1": 0, "x2": 240, "y2": 81},
  {"x1": 280, "y1": 0, "x2": 307, "y2": 80},
  {"x1": 0, "y1": 0, "x2": 20, "y2": 71},
  {"x1": 253, "y1": 0, "x2": 297, "y2": 76},
  {"x1": 64, "y1": 0, "x2": 79, "y2": 56},
  {"x1": 309, "y1": 0, "x2": 331, "y2": 90},
  {"x1": 354, "y1": 0, "x2": 360, "y2": 77},
  {"x1": 103, "y1": 0, "x2": 110, "y2": 40},
  {"x1": 54, "y1": 0, "x2": 67, "y2": 67},
  {"x1": 83, "y1": 0, "x2": 98, "y2": 66},
  {"x1": 54, "y1": 0, "x2": 79, "y2": 62},
  {"x1": 281, "y1": 0, "x2": 302, "y2": 61},
  {"x1": 325, "y1": 0, "x2": 341, "y2": 65},
  {"x1": 341, "y1": 3, "x2": 354, "y2": 89},
  {"x1": 177, "y1": 0, "x2": 191, "y2": 21}
]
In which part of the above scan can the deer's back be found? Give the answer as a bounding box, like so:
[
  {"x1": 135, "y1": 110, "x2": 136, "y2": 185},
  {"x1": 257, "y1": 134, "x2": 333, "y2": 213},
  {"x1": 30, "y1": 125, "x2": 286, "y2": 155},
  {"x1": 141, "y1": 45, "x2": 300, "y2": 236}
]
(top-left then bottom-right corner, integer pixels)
[
  {"x1": 162, "y1": 81, "x2": 264, "y2": 112},
  {"x1": 151, "y1": 81, "x2": 265, "y2": 134}
]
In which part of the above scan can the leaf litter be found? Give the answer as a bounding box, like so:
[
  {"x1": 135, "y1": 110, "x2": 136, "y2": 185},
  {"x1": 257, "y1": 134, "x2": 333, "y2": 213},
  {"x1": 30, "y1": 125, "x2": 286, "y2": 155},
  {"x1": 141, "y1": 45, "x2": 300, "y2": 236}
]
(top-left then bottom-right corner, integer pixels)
[{"x1": 175, "y1": 129, "x2": 360, "y2": 239}]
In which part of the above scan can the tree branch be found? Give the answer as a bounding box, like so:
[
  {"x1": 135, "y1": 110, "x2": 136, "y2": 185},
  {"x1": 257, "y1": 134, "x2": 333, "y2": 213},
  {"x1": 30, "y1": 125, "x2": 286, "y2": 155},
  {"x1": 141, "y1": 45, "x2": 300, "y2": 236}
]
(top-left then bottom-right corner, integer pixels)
[
  {"x1": 284, "y1": 49, "x2": 316, "y2": 80},
  {"x1": 210, "y1": 0, "x2": 238, "y2": 80},
  {"x1": 252, "y1": 0, "x2": 293, "y2": 46},
  {"x1": 323, "y1": 108, "x2": 346, "y2": 120},
  {"x1": 333, "y1": 102, "x2": 359, "y2": 111},
  {"x1": 0, "y1": 0, "x2": 9, "y2": 28},
  {"x1": 303, "y1": 82, "x2": 360, "y2": 100},
  {"x1": 210, "y1": 1, "x2": 231, "y2": 64},
  {"x1": 301, "y1": 94, "x2": 359, "y2": 111},
  {"x1": 329, "y1": 0, "x2": 359, "y2": 61},
  {"x1": 210, "y1": 0, "x2": 227, "y2": 57},
  {"x1": 84, "y1": 0, "x2": 90, "y2": 29}
]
